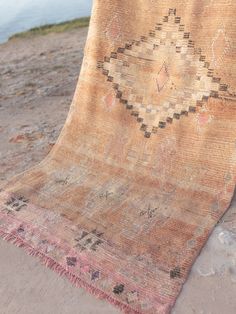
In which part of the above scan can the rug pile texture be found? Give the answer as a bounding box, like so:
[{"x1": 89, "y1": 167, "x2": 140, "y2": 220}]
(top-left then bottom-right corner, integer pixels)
[{"x1": 0, "y1": 1, "x2": 236, "y2": 313}]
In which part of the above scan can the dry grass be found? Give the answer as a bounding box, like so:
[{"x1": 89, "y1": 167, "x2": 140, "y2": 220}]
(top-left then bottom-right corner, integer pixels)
[{"x1": 9, "y1": 17, "x2": 90, "y2": 40}]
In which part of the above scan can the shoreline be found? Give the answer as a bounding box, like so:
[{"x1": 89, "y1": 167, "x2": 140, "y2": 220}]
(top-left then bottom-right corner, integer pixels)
[{"x1": 7, "y1": 16, "x2": 90, "y2": 42}]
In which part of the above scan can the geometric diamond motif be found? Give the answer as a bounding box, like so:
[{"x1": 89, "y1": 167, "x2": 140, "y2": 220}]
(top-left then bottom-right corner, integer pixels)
[{"x1": 98, "y1": 8, "x2": 229, "y2": 137}]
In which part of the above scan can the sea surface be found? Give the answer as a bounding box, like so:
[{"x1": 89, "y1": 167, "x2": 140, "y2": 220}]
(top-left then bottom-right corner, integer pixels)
[{"x1": 0, "y1": 0, "x2": 92, "y2": 43}]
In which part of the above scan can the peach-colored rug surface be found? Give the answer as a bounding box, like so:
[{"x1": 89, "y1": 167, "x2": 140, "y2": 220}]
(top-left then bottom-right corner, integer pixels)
[{"x1": 0, "y1": 1, "x2": 236, "y2": 313}]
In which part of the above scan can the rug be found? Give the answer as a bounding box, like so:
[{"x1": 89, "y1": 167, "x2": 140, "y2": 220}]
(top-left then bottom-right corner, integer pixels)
[{"x1": 0, "y1": 1, "x2": 236, "y2": 313}]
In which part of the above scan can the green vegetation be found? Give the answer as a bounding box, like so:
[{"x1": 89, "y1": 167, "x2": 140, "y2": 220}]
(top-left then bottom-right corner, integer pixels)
[{"x1": 9, "y1": 16, "x2": 90, "y2": 40}]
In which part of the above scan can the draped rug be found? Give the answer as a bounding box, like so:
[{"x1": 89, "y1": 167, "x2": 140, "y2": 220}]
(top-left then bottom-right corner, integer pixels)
[{"x1": 1, "y1": 1, "x2": 236, "y2": 313}]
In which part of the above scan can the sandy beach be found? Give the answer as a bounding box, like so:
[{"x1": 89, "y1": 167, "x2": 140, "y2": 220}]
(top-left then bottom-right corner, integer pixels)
[{"x1": 0, "y1": 28, "x2": 236, "y2": 314}]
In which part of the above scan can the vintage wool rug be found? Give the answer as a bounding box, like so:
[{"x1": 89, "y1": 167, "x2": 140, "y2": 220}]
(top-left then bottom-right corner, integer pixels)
[{"x1": 0, "y1": 1, "x2": 236, "y2": 313}]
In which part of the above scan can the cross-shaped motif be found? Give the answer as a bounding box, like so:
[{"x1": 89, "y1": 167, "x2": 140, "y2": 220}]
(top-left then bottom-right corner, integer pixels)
[
  {"x1": 140, "y1": 204, "x2": 158, "y2": 219},
  {"x1": 4, "y1": 196, "x2": 28, "y2": 214},
  {"x1": 99, "y1": 191, "x2": 113, "y2": 200}
]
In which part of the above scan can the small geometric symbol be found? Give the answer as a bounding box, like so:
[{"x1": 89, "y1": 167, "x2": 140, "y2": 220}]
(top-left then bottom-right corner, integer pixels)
[
  {"x1": 156, "y1": 62, "x2": 170, "y2": 92},
  {"x1": 66, "y1": 257, "x2": 77, "y2": 267},
  {"x1": 4, "y1": 195, "x2": 28, "y2": 213},
  {"x1": 170, "y1": 266, "x2": 181, "y2": 279},
  {"x1": 113, "y1": 284, "x2": 125, "y2": 294},
  {"x1": 75, "y1": 229, "x2": 103, "y2": 252}
]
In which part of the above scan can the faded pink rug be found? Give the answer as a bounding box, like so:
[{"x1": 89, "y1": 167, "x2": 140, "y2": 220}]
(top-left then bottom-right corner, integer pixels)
[{"x1": 1, "y1": 1, "x2": 236, "y2": 313}]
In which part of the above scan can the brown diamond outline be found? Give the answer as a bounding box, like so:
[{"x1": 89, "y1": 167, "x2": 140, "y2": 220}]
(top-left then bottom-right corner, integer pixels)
[{"x1": 97, "y1": 8, "x2": 230, "y2": 138}]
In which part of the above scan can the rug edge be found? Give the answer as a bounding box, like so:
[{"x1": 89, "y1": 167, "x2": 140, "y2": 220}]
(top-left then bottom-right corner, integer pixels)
[{"x1": 0, "y1": 228, "x2": 141, "y2": 314}]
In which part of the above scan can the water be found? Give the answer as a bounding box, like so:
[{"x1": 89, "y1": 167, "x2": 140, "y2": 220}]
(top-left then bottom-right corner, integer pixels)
[{"x1": 0, "y1": 0, "x2": 92, "y2": 43}]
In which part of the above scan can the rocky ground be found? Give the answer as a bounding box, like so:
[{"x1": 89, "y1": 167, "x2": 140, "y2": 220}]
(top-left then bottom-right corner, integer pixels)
[{"x1": 0, "y1": 28, "x2": 236, "y2": 314}]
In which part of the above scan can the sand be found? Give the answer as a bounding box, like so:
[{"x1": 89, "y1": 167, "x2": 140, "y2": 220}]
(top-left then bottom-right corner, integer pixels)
[{"x1": 0, "y1": 28, "x2": 235, "y2": 314}]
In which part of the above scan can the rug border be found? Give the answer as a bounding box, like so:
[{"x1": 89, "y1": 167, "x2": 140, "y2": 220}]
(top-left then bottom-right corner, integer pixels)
[{"x1": 0, "y1": 227, "x2": 142, "y2": 314}]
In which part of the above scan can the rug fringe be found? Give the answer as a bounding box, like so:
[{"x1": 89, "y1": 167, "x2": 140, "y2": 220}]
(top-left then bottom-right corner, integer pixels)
[{"x1": 0, "y1": 229, "x2": 140, "y2": 314}]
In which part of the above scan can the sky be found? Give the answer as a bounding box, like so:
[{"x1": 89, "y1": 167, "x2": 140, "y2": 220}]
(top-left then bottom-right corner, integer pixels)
[{"x1": 0, "y1": 0, "x2": 92, "y2": 43}]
